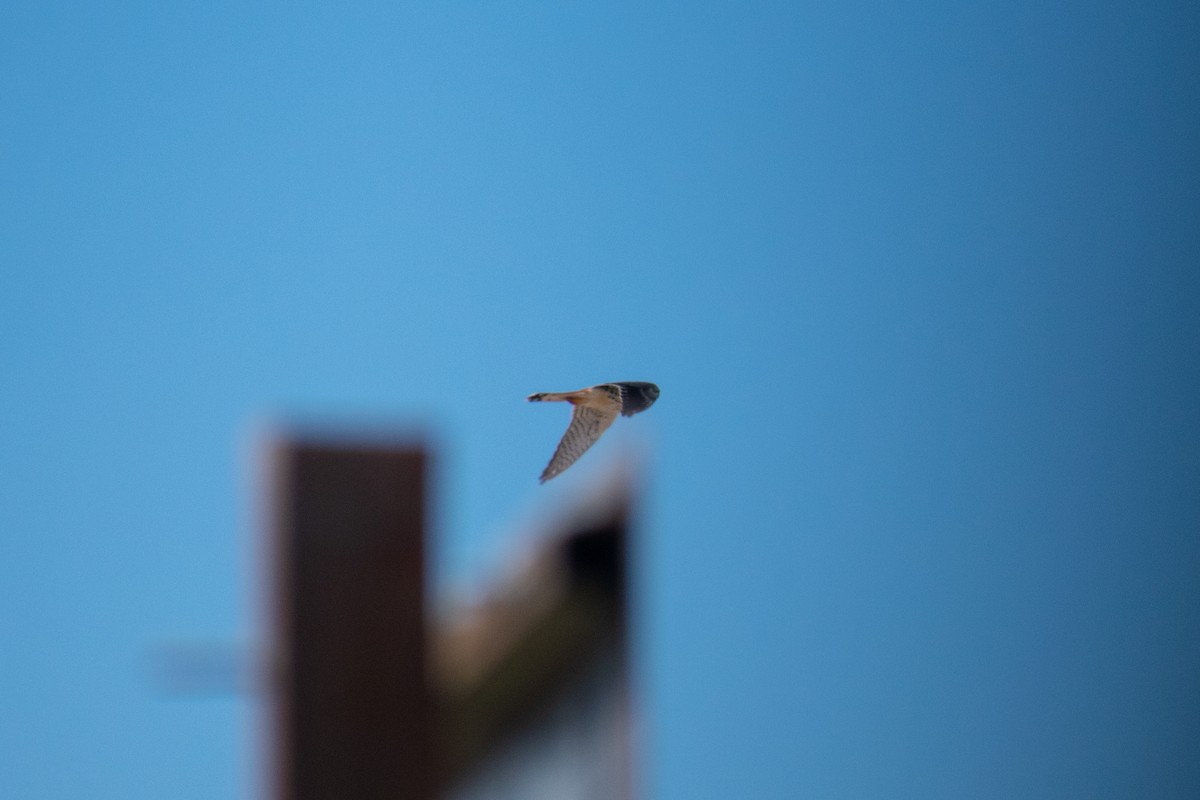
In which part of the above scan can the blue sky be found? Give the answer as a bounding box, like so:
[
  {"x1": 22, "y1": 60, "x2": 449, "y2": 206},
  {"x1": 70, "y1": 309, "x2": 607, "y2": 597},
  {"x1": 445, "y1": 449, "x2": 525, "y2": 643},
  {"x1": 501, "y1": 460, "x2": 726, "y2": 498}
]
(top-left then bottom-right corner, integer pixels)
[{"x1": 2, "y1": 2, "x2": 1199, "y2": 798}]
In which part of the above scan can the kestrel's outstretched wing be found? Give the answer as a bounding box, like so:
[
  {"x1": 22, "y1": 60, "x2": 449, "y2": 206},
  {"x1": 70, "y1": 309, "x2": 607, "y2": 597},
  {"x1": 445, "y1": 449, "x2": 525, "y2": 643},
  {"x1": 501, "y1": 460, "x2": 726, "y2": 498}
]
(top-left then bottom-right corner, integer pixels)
[
  {"x1": 527, "y1": 381, "x2": 660, "y2": 482},
  {"x1": 539, "y1": 402, "x2": 621, "y2": 483}
]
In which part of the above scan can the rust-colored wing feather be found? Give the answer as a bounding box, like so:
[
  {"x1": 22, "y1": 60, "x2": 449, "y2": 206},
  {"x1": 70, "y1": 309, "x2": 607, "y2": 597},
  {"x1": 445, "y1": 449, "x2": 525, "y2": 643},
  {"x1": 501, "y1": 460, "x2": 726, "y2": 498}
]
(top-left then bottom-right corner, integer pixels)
[{"x1": 538, "y1": 403, "x2": 620, "y2": 483}]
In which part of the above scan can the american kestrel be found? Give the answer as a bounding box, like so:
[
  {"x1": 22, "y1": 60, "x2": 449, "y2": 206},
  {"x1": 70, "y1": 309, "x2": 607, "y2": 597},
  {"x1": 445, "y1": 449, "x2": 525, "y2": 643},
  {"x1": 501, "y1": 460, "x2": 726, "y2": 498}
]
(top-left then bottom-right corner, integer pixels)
[{"x1": 527, "y1": 381, "x2": 660, "y2": 482}]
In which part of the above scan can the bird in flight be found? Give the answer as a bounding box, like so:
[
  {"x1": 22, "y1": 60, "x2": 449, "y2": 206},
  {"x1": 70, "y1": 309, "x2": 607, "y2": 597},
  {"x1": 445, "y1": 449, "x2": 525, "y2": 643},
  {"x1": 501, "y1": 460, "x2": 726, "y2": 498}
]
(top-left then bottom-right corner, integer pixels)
[{"x1": 527, "y1": 381, "x2": 660, "y2": 482}]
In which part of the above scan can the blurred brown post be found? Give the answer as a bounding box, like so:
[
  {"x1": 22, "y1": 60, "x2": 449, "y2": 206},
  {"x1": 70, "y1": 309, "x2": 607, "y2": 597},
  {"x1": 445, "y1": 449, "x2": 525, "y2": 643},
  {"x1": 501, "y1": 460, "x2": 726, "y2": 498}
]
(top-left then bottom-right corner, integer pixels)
[{"x1": 267, "y1": 439, "x2": 436, "y2": 800}]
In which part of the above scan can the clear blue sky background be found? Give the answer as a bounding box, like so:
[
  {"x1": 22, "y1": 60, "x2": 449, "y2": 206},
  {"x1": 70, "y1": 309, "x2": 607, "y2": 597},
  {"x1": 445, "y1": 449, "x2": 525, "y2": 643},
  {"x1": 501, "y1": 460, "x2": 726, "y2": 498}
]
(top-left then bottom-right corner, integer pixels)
[{"x1": 2, "y1": 2, "x2": 1198, "y2": 798}]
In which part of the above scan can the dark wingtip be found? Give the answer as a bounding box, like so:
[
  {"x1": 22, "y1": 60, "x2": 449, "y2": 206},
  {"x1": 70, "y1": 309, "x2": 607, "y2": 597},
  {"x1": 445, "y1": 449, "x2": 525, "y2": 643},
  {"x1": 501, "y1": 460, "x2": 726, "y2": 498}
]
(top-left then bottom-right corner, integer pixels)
[{"x1": 616, "y1": 381, "x2": 660, "y2": 416}]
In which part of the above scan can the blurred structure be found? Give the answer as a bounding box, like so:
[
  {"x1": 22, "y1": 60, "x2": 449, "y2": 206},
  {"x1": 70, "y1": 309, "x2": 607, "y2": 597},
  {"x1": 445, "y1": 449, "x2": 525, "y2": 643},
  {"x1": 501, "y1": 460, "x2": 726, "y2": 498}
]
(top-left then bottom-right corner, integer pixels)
[
  {"x1": 266, "y1": 438, "x2": 436, "y2": 800},
  {"x1": 264, "y1": 434, "x2": 634, "y2": 800}
]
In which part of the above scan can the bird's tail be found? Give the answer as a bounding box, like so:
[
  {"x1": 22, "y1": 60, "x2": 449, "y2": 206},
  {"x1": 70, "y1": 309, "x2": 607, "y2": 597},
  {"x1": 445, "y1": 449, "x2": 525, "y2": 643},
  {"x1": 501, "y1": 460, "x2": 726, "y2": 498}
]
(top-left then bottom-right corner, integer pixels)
[{"x1": 527, "y1": 390, "x2": 585, "y2": 403}]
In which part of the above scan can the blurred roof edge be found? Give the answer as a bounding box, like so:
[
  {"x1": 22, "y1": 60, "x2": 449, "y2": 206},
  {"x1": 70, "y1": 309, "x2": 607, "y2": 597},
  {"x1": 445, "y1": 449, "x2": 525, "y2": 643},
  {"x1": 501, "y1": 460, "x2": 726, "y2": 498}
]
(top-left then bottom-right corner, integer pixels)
[{"x1": 433, "y1": 461, "x2": 638, "y2": 781}]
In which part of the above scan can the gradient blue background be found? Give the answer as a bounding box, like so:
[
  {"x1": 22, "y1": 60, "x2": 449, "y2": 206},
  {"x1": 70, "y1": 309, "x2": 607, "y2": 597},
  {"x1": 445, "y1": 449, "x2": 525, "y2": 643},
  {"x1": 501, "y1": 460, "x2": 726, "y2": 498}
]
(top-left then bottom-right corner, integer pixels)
[{"x1": 3, "y1": 2, "x2": 1198, "y2": 798}]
